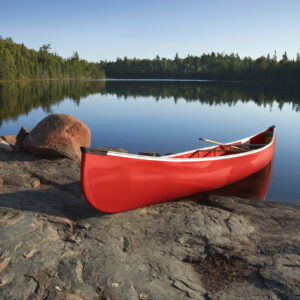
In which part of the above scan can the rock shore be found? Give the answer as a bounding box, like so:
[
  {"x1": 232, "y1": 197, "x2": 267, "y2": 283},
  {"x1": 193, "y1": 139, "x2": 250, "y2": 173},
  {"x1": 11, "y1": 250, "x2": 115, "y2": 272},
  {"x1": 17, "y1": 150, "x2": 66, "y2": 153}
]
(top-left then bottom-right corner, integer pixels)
[{"x1": 0, "y1": 151, "x2": 299, "y2": 299}]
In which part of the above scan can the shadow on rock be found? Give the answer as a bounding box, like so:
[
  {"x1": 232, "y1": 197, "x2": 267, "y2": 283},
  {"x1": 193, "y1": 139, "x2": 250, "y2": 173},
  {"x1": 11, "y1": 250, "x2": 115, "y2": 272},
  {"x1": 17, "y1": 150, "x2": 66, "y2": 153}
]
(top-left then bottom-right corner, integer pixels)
[
  {"x1": 0, "y1": 181, "x2": 104, "y2": 221},
  {"x1": 0, "y1": 152, "x2": 105, "y2": 220}
]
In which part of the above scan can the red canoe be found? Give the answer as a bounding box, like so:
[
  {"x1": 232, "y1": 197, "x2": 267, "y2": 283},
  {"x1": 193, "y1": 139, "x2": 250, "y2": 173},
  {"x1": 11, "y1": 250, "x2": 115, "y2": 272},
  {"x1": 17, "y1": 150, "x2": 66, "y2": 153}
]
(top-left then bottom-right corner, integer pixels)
[{"x1": 80, "y1": 126, "x2": 276, "y2": 213}]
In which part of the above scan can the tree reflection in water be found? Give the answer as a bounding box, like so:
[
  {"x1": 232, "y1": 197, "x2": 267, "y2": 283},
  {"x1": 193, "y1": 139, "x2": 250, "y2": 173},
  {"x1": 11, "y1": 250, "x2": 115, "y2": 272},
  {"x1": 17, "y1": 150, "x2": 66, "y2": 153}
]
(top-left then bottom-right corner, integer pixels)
[{"x1": 0, "y1": 80, "x2": 300, "y2": 126}]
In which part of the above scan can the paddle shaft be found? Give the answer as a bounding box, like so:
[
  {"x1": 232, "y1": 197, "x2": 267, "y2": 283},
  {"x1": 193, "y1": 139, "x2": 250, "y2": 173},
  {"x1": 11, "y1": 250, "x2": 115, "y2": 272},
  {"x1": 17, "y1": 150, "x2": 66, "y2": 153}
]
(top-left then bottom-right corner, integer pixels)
[
  {"x1": 195, "y1": 149, "x2": 245, "y2": 152},
  {"x1": 199, "y1": 138, "x2": 244, "y2": 150}
]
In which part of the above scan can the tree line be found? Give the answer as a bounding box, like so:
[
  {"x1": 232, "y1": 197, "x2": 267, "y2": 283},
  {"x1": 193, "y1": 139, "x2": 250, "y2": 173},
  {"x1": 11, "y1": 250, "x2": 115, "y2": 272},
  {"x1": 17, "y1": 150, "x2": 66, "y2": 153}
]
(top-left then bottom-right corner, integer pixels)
[
  {"x1": 102, "y1": 52, "x2": 300, "y2": 82},
  {"x1": 1, "y1": 37, "x2": 300, "y2": 82},
  {"x1": 0, "y1": 37, "x2": 106, "y2": 80}
]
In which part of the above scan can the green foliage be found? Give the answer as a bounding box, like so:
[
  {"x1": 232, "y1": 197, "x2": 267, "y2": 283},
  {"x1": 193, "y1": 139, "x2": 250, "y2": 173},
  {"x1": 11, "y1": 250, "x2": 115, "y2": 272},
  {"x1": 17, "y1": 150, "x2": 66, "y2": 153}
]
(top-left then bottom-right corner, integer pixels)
[
  {"x1": 102, "y1": 52, "x2": 300, "y2": 83},
  {"x1": 0, "y1": 37, "x2": 106, "y2": 81}
]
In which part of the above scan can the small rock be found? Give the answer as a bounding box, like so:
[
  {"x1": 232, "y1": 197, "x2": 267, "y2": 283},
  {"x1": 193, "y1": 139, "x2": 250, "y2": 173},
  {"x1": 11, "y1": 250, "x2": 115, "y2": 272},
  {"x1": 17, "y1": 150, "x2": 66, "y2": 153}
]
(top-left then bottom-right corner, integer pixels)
[
  {"x1": 0, "y1": 141, "x2": 13, "y2": 153},
  {"x1": 29, "y1": 178, "x2": 40, "y2": 188},
  {"x1": 1, "y1": 135, "x2": 17, "y2": 147},
  {"x1": 139, "y1": 293, "x2": 148, "y2": 299},
  {"x1": 13, "y1": 127, "x2": 30, "y2": 153},
  {"x1": 23, "y1": 114, "x2": 91, "y2": 161}
]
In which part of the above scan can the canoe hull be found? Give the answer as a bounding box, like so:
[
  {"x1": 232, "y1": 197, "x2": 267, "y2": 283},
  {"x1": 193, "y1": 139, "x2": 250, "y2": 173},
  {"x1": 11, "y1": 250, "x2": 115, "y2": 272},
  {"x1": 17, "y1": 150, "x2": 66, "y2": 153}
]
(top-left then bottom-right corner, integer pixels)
[{"x1": 81, "y1": 128, "x2": 276, "y2": 213}]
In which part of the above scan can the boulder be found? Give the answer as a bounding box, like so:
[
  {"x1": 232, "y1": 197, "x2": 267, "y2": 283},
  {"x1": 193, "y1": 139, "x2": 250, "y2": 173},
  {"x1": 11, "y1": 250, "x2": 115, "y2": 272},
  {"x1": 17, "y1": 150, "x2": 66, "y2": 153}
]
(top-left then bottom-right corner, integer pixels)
[
  {"x1": 1, "y1": 135, "x2": 17, "y2": 146},
  {"x1": 23, "y1": 114, "x2": 91, "y2": 160}
]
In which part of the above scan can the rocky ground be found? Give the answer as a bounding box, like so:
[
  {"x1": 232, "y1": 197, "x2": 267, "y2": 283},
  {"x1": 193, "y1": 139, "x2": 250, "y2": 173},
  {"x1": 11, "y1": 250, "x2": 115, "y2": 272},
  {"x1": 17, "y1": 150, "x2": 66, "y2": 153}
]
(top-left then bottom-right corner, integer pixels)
[{"x1": 0, "y1": 151, "x2": 299, "y2": 300}]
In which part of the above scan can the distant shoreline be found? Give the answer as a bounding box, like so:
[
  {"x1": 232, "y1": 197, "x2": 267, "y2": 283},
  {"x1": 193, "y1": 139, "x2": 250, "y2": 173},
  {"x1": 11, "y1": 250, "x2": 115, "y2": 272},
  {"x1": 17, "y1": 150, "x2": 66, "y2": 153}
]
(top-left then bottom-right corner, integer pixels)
[
  {"x1": 0, "y1": 78, "x2": 244, "y2": 84},
  {"x1": 2, "y1": 78, "x2": 296, "y2": 84}
]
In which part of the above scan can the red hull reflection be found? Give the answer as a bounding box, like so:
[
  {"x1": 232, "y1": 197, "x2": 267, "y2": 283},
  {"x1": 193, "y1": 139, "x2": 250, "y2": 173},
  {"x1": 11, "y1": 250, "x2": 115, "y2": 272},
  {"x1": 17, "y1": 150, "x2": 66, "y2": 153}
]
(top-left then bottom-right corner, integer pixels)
[{"x1": 204, "y1": 160, "x2": 273, "y2": 200}]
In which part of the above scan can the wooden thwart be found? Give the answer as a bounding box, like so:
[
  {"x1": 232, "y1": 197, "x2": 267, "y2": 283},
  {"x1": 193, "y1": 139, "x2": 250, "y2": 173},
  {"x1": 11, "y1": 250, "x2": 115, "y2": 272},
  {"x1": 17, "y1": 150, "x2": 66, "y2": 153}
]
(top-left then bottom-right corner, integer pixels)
[{"x1": 199, "y1": 137, "x2": 265, "y2": 150}]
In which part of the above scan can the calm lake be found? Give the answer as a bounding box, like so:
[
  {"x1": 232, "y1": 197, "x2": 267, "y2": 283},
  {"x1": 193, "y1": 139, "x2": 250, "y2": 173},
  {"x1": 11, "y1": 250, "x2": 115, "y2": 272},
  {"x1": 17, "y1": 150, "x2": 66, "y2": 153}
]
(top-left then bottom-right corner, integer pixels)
[{"x1": 0, "y1": 79, "x2": 299, "y2": 204}]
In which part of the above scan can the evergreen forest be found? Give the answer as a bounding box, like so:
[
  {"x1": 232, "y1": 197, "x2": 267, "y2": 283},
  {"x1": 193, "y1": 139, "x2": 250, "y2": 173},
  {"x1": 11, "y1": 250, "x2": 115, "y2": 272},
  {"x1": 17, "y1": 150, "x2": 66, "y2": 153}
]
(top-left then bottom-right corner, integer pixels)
[
  {"x1": 103, "y1": 52, "x2": 300, "y2": 82},
  {"x1": 1, "y1": 37, "x2": 300, "y2": 82},
  {"x1": 0, "y1": 37, "x2": 106, "y2": 80}
]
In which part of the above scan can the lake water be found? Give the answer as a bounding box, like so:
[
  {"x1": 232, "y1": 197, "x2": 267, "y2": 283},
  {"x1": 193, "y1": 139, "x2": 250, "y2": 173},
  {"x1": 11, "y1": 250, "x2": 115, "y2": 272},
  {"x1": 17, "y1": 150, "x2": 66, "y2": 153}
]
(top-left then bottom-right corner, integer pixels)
[{"x1": 0, "y1": 79, "x2": 299, "y2": 204}]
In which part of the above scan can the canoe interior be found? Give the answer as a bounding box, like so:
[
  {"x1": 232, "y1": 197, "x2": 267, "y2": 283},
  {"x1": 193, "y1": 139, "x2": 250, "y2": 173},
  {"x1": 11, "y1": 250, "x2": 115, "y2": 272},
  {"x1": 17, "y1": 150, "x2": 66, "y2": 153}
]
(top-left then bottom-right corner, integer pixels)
[{"x1": 170, "y1": 127, "x2": 274, "y2": 159}]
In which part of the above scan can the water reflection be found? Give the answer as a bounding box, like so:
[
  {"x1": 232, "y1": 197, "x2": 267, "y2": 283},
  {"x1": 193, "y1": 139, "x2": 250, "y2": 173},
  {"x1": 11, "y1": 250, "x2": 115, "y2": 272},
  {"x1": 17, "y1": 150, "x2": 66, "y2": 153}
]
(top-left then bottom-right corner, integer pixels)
[
  {"x1": 0, "y1": 80, "x2": 300, "y2": 126},
  {"x1": 194, "y1": 161, "x2": 273, "y2": 201},
  {"x1": 0, "y1": 80, "x2": 105, "y2": 126}
]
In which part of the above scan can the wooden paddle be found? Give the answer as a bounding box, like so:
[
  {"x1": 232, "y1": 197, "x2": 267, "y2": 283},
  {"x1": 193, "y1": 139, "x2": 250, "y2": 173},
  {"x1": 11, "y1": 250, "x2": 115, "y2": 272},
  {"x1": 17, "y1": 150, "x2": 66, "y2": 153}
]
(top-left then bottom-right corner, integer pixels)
[{"x1": 198, "y1": 138, "x2": 247, "y2": 150}]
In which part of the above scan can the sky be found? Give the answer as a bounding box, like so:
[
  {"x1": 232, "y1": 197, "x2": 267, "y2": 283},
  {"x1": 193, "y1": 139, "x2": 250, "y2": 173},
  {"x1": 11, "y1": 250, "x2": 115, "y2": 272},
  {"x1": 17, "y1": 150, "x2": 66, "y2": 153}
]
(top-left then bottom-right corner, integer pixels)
[{"x1": 1, "y1": 0, "x2": 300, "y2": 62}]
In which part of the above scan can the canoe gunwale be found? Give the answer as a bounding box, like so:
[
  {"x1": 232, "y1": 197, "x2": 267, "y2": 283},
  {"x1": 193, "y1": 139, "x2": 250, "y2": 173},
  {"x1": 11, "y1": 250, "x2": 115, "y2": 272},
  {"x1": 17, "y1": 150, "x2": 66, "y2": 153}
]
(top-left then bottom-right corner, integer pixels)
[{"x1": 80, "y1": 126, "x2": 275, "y2": 163}]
